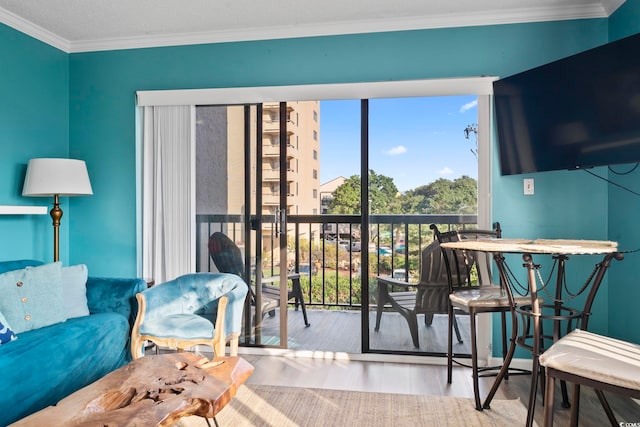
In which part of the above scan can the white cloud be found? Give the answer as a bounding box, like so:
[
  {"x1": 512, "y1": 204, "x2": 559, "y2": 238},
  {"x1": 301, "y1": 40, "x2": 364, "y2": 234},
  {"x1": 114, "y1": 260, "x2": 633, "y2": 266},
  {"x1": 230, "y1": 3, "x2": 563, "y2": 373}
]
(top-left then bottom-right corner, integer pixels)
[
  {"x1": 460, "y1": 100, "x2": 478, "y2": 113},
  {"x1": 385, "y1": 145, "x2": 407, "y2": 155},
  {"x1": 439, "y1": 167, "x2": 454, "y2": 175}
]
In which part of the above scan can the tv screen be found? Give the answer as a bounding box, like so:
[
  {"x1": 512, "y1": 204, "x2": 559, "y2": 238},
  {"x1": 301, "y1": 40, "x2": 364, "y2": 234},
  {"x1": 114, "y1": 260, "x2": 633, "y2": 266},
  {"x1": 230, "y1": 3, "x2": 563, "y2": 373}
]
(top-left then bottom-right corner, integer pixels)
[{"x1": 494, "y1": 32, "x2": 640, "y2": 176}]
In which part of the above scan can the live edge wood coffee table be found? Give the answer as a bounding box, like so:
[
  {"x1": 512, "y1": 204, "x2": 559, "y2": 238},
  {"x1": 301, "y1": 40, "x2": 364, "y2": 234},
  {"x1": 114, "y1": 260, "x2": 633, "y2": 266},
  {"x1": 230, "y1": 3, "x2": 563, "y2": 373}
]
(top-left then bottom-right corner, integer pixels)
[{"x1": 12, "y1": 353, "x2": 254, "y2": 427}]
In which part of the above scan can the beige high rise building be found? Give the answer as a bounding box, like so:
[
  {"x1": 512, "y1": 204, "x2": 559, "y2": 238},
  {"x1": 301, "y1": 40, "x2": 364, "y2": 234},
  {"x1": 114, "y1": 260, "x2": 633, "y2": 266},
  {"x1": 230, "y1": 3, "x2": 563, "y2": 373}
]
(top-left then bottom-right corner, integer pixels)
[
  {"x1": 196, "y1": 102, "x2": 320, "y2": 269},
  {"x1": 261, "y1": 101, "x2": 320, "y2": 214}
]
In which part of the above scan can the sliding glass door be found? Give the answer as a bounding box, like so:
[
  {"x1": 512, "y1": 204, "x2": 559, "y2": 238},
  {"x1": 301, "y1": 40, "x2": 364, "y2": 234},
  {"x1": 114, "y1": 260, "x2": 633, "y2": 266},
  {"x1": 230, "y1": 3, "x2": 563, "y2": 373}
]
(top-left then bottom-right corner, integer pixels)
[
  {"x1": 195, "y1": 103, "x2": 292, "y2": 348},
  {"x1": 141, "y1": 78, "x2": 493, "y2": 357}
]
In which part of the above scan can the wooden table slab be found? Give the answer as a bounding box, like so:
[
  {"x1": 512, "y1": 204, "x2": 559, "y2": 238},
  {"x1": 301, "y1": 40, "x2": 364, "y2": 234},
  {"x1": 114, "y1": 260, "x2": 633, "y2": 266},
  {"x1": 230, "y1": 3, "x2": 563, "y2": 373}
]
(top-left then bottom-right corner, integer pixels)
[{"x1": 11, "y1": 353, "x2": 254, "y2": 427}]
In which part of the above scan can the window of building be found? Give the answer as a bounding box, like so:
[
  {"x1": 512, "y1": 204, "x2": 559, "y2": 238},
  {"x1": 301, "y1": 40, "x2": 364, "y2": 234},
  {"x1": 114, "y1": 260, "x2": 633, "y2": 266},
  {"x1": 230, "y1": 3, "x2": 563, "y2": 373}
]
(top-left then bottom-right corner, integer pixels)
[
  {"x1": 313, "y1": 169, "x2": 318, "y2": 179},
  {"x1": 313, "y1": 189, "x2": 318, "y2": 198}
]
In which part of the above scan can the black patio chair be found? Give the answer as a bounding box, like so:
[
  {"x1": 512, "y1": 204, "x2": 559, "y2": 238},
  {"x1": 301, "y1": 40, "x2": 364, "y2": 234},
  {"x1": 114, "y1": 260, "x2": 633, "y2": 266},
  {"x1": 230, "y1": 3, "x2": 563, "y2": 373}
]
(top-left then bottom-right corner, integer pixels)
[
  {"x1": 375, "y1": 239, "x2": 463, "y2": 348},
  {"x1": 208, "y1": 232, "x2": 309, "y2": 327}
]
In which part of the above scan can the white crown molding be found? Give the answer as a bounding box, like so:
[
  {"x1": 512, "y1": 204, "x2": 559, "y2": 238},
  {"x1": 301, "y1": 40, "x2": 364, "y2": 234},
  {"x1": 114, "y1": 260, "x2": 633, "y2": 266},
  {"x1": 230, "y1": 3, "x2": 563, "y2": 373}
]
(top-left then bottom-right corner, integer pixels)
[
  {"x1": 69, "y1": 5, "x2": 611, "y2": 53},
  {"x1": 0, "y1": 3, "x2": 617, "y2": 54},
  {"x1": 0, "y1": 7, "x2": 69, "y2": 52},
  {"x1": 602, "y1": 0, "x2": 627, "y2": 15}
]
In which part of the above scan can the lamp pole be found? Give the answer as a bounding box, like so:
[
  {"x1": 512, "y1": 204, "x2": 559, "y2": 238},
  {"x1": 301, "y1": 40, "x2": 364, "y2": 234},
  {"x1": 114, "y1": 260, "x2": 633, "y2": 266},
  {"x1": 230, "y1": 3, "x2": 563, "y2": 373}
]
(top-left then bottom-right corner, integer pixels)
[{"x1": 50, "y1": 194, "x2": 63, "y2": 262}]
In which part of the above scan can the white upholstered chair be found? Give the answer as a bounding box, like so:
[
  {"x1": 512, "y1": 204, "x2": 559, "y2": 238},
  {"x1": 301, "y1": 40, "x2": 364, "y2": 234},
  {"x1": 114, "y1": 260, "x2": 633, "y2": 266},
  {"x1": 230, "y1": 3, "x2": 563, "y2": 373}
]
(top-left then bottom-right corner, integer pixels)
[{"x1": 539, "y1": 329, "x2": 640, "y2": 426}]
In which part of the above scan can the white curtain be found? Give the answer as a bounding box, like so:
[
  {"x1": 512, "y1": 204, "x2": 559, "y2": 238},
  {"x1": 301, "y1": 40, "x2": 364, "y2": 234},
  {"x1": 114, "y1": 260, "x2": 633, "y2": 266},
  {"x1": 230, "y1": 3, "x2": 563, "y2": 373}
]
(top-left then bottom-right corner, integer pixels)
[{"x1": 142, "y1": 105, "x2": 196, "y2": 284}]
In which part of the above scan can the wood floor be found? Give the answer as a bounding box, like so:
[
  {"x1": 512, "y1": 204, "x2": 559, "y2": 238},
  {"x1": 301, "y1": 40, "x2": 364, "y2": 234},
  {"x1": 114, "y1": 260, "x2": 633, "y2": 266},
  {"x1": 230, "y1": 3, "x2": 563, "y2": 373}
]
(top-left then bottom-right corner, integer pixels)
[
  {"x1": 206, "y1": 309, "x2": 639, "y2": 426},
  {"x1": 238, "y1": 353, "x2": 639, "y2": 427}
]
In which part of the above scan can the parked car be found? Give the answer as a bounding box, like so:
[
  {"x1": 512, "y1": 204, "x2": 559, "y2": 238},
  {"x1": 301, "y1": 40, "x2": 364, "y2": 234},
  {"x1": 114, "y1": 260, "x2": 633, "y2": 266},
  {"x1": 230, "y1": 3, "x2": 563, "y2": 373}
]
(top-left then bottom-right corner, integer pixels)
[
  {"x1": 338, "y1": 240, "x2": 350, "y2": 251},
  {"x1": 349, "y1": 241, "x2": 361, "y2": 252},
  {"x1": 378, "y1": 246, "x2": 392, "y2": 256}
]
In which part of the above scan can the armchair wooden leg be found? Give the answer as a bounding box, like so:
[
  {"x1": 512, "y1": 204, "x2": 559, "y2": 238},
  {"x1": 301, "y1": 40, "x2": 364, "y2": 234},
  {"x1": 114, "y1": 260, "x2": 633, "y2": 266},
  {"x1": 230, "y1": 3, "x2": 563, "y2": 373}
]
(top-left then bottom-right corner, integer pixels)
[
  {"x1": 130, "y1": 334, "x2": 145, "y2": 360},
  {"x1": 228, "y1": 335, "x2": 239, "y2": 356}
]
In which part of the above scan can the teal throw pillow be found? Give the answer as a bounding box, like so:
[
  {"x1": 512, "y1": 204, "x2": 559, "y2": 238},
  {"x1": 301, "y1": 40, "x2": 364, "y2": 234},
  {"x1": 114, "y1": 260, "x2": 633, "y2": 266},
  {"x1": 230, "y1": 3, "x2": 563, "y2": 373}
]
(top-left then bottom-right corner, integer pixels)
[
  {"x1": 62, "y1": 264, "x2": 90, "y2": 318},
  {"x1": 0, "y1": 262, "x2": 66, "y2": 333},
  {"x1": 0, "y1": 311, "x2": 17, "y2": 344}
]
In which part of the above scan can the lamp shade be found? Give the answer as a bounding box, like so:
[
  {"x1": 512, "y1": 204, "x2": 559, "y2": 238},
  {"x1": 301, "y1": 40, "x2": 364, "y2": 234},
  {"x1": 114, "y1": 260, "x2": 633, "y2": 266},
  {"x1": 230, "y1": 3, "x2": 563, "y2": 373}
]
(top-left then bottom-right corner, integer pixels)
[{"x1": 22, "y1": 158, "x2": 93, "y2": 197}]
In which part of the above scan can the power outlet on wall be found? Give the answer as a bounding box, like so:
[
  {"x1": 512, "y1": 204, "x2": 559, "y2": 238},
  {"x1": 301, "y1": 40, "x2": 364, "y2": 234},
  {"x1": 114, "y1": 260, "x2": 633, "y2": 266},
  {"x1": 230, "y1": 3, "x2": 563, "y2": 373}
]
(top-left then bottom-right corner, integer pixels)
[{"x1": 523, "y1": 178, "x2": 535, "y2": 195}]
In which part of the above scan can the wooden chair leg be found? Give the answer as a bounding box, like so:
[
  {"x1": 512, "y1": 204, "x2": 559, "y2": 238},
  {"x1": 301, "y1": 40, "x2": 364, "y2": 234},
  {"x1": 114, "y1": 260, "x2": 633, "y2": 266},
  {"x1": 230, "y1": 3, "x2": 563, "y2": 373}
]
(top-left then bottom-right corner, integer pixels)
[
  {"x1": 543, "y1": 371, "x2": 556, "y2": 427},
  {"x1": 469, "y1": 310, "x2": 482, "y2": 411}
]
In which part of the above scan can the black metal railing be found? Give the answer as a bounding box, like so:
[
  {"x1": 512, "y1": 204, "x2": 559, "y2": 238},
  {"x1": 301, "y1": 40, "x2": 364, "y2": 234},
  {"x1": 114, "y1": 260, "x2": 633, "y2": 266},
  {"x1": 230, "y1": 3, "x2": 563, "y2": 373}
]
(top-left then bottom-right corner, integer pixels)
[{"x1": 196, "y1": 213, "x2": 477, "y2": 310}]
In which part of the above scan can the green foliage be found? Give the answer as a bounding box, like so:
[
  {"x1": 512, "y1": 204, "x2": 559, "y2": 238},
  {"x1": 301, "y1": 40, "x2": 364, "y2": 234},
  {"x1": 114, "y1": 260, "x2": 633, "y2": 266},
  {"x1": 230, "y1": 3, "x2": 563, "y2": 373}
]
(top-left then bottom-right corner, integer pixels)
[
  {"x1": 329, "y1": 171, "x2": 477, "y2": 215},
  {"x1": 294, "y1": 172, "x2": 479, "y2": 310},
  {"x1": 299, "y1": 274, "x2": 363, "y2": 306},
  {"x1": 405, "y1": 176, "x2": 478, "y2": 214},
  {"x1": 328, "y1": 169, "x2": 401, "y2": 214}
]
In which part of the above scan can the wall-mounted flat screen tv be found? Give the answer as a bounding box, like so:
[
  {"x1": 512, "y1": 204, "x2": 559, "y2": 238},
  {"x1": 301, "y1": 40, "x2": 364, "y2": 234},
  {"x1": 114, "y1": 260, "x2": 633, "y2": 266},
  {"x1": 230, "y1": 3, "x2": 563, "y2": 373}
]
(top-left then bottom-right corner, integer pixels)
[{"x1": 494, "y1": 32, "x2": 640, "y2": 176}]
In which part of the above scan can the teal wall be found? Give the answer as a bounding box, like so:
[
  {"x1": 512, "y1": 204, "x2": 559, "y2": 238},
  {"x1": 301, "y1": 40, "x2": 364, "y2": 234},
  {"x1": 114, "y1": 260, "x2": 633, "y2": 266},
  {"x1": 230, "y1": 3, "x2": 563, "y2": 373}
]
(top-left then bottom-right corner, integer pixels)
[
  {"x1": 68, "y1": 19, "x2": 608, "y2": 278},
  {"x1": 64, "y1": 19, "x2": 616, "y2": 354},
  {"x1": 606, "y1": 0, "x2": 640, "y2": 343},
  {"x1": 6, "y1": 7, "x2": 639, "y2": 349},
  {"x1": 0, "y1": 24, "x2": 69, "y2": 262}
]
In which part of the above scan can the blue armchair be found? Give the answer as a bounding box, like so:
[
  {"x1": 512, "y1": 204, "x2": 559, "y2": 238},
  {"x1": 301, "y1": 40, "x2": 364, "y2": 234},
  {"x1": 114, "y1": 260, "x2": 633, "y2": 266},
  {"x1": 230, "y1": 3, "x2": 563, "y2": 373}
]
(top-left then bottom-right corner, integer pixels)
[{"x1": 130, "y1": 272, "x2": 248, "y2": 359}]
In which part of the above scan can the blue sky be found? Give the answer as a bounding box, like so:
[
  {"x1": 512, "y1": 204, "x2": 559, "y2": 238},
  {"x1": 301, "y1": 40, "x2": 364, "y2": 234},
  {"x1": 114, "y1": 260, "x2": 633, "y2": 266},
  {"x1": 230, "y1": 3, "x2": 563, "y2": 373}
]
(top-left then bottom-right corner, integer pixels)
[{"x1": 319, "y1": 96, "x2": 479, "y2": 192}]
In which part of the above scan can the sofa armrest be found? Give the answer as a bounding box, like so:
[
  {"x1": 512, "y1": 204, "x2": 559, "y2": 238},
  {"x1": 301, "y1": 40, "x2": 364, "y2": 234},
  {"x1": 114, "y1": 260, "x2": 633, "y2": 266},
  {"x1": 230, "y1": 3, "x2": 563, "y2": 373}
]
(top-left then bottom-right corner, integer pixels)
[{"x1": 86, "y1": 277, "x2": 147, "y2": 328}]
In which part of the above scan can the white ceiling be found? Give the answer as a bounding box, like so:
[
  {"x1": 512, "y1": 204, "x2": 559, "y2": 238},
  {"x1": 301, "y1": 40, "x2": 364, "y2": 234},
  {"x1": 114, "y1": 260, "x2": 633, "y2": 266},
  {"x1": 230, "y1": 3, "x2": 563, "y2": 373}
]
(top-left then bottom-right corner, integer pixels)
[{"x1": 0, "y1": 0, "x2": 627, "y2": 53}]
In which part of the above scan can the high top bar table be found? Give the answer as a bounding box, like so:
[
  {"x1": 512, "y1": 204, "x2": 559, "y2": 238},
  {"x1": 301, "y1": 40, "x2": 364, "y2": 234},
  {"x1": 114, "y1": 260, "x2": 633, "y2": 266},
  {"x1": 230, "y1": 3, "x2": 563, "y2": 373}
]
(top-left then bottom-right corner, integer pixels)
[{"x1": 441, "y1": 238, "x2": 623, "y2": 426}]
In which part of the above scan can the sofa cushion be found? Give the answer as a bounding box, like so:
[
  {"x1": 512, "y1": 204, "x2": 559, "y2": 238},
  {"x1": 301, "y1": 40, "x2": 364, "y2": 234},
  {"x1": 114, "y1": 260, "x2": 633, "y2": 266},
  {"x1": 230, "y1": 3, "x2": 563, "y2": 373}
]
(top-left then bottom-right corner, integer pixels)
[
  {"x1": 0, "y1": 312, "x2": 130, "y2": 426},
  {"x1": 62, "y1": 264, "x2": 90, "y2": 319},
  {"x1": 0, "y1": 262, "x2": 66, "y2": 333},
  {"x1": 0, "y1": 311, "x2": 17, "y2": 344}
]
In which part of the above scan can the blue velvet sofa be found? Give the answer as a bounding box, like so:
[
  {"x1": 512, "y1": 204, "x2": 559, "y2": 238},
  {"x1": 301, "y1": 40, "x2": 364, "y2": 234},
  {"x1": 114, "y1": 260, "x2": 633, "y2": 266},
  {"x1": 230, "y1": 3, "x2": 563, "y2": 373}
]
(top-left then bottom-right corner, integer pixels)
[{"x1": 0, "y1": 260, "x2": 146, "y2": 426}]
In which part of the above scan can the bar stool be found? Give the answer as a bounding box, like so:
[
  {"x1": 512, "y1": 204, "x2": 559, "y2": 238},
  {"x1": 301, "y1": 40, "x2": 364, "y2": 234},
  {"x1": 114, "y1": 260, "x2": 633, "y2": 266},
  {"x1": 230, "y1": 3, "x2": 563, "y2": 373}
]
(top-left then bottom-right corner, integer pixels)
[{"x1": 539, "y1": 329, "x2": 640, "y2": 426}]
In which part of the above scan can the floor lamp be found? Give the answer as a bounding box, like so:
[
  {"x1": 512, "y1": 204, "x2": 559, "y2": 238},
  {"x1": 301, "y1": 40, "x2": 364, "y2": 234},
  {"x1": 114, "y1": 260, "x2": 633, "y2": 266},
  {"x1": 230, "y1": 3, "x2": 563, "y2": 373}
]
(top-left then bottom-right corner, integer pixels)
[{"x1": 22, "y1": 158, "x2": 93, "y2": 262}]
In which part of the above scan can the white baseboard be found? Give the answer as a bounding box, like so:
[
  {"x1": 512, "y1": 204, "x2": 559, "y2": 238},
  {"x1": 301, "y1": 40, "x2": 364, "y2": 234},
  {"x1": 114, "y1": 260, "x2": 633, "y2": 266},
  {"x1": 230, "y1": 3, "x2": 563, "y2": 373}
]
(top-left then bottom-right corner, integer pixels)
[{"x1": 192, "y1": 343, "x2": 535, "y2": 370}]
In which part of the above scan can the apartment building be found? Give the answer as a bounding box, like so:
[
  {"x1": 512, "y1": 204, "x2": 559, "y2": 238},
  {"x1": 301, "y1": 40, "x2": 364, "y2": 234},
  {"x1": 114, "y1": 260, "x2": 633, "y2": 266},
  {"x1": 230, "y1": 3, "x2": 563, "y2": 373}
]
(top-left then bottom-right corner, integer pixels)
[{"x1": 196, "y1": 102, "x2": 320, "y2": 268}]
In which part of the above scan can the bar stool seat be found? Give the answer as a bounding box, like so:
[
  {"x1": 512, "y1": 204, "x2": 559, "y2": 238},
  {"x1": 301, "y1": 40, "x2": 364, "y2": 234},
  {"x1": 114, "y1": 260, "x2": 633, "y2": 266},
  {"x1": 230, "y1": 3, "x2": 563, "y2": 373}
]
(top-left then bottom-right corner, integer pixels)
[
  {"x1": 539, "y1": 329, "x2": 640, "y2": 426},
  {"x1": 449, "y1": 287, "x2": 531, "y2": 308}
]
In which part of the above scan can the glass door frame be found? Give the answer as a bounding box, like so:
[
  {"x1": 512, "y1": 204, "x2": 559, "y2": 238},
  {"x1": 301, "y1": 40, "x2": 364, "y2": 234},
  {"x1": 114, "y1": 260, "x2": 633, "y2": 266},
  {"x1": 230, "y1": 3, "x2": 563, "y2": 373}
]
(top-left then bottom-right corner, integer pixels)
[
  {"x1": 241, "y1": 102, "x2": 289, "y2": 348},
  {"x1": 137, "y1": 77, "x2": 496, "y2": 355}
]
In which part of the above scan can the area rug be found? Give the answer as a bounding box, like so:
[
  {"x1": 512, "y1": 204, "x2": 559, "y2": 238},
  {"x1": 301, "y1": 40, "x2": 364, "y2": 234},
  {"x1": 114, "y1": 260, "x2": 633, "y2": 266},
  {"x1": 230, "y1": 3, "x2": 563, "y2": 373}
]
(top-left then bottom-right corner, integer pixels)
[{"x1": 177, "y1": 384, "x2": 536, "y2": 427}]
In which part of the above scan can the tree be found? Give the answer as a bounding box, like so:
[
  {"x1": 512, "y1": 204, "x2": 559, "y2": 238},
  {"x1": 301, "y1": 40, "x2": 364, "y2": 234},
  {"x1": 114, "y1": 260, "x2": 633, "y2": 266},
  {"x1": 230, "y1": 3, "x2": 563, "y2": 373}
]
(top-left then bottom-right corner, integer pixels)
[
  {"x1": 327, "y1": 170, "x2": 400, "y2": 214},
  {"x1": 419, "y1": 176, "x2": 477, "y2": 214}
]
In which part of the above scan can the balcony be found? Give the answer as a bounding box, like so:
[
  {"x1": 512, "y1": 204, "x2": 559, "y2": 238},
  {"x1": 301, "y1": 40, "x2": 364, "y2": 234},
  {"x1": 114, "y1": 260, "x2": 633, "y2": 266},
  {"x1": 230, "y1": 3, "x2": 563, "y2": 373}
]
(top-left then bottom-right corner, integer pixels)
[{"x1": 196, "y1": 213, "x2": 477, "y2": 356}]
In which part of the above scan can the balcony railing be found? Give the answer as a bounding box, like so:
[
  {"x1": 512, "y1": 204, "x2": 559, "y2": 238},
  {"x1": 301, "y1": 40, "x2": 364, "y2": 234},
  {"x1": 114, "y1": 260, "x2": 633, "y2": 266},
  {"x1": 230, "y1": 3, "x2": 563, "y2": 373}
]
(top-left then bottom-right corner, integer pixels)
[{"x1": 196, "y1": 213, "x2": 477, "y2": 310}]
